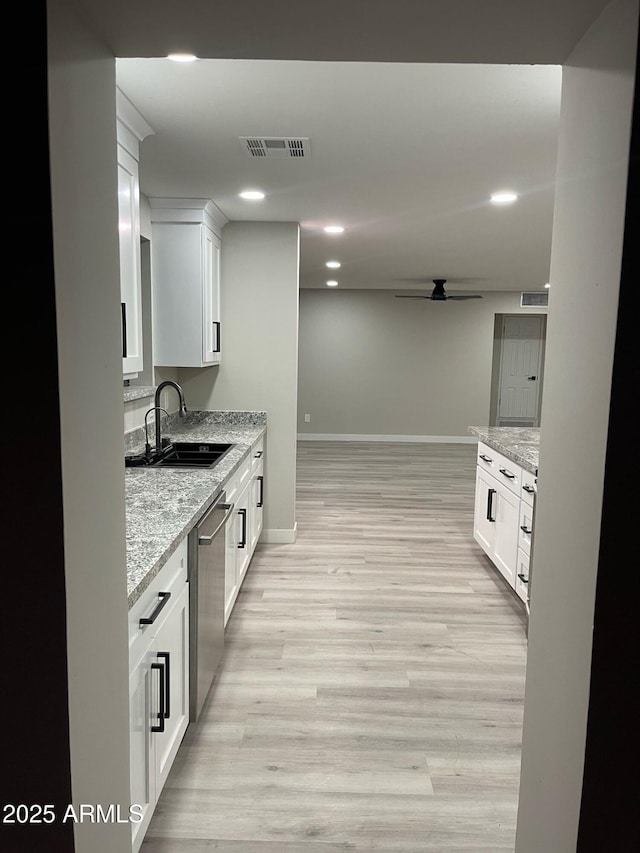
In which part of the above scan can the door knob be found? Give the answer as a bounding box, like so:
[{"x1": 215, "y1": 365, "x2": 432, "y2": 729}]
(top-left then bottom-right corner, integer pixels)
[{"x1": 527, "y1": 375, "x2": 537, "y2": 380}]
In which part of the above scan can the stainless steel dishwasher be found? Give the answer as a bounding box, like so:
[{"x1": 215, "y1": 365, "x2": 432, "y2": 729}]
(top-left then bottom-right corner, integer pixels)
[{"x1": 188, "y1": 491, "x2": 234, "y2": 721}]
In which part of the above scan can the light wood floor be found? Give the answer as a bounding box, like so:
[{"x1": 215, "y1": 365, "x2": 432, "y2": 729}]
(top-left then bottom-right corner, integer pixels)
[{"x1": 142, "y1": 442, "x2": 528, "y2": 852}]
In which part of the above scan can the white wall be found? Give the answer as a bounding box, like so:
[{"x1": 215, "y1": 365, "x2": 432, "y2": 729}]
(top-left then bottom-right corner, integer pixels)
[
  {"x1": 297, "y1": 288, "x2": 545, "y2": 438},
  {"x1": 516, "y1": 1, "x2": 638, "y2": 850},
  {"x1": 180, "y1": 222, "x2": 300, "y2": 541},
  {"x1": 47, "y1": 0, "x2": 131, "y2": 850}
]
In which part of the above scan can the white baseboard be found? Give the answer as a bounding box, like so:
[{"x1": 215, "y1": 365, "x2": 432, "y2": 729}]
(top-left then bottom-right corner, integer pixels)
[
  {"x1": 297, "y1": 433, "x2": 477, "y2": 444},
  {"x1": 260, "y1": 524, "x2": 297, "y2": 544}
]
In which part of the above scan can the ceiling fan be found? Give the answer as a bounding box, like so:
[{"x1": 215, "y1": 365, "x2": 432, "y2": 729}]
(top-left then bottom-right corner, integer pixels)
[{"x1": 395, "y1": 278, "x2": 484, "y2": 301}]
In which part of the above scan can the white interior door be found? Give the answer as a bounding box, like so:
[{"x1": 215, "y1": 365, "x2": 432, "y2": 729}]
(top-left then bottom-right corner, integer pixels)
[{"x1": 497, "y1": 315, "x2": 544, "y2": 425}]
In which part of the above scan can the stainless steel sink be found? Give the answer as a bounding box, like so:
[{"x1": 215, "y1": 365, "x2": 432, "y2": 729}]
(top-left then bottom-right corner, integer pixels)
[{"x1": 125, "y1": 442, "x2": 234, "y2": 469}]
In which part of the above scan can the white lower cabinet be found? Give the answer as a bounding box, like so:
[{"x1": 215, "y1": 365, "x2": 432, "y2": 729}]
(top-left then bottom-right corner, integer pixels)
[
  {"x1": 515, "y1": 548, "x2": 530, "y2": 604},
  {"x1": 234, "y1": 480, "x2": 252, "y2": 594},
  {"x1": 224, "y1": 436, "x2": 266, "y2": 626},
  {"x1": 129, "y1": 542, "x2": 189, "y2": 852},
  {"x1": 473, "y1": 443, "x2": 533, "y2": 600},
  {"x1": 249, "y1": 460, "x2": 264, "y2": 554},
  {"x1": 491, "y1": 479, "x2": 520, "y2": 587},
  {"x1": 224, "y1": 505, "x2": 239, "y2": 627}
]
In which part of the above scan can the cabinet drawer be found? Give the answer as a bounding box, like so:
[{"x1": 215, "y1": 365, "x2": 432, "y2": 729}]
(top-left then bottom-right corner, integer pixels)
[
  {"x1": 521, "y1": 469, "x2": 536, "y2": 507},
  {"x1": 515, "y1": 548, "x2": 530, "y2": 604},
  {"x1": 518, "y1": 500, "x2": 534, "y2": 556},
  {"x1": 129, "y1": 539, "x2": 188, "y2": 667},
  {"x1": 477, "y1": 441, "x2": 498, "y2": 470},
  {"x1": 251, "y1": 434, "x2": 265, "y2": 474},
  {"x1": 477, "y1": 442, "x2": 521, "y2": 496},
  {"x1": 224, "y1": 453, "x2": 251, "y2": 504}
]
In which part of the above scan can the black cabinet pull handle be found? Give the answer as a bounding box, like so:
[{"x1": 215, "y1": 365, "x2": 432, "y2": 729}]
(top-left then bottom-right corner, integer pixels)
[
  {"x1": 486, "y1": 488, "x2": 496, "y2": 522},
  {"x1": 499, "y1": 468, "x2": 515, "y2": 479},
  {"x1": 150, "y1": 662, "x2": 166, "y2": 732},
  {"x1": 121, "y1": 303, "x2": 127, "y2": 358},
  {"x1": 257, "y1": 475, "x2": 264, "y2": 508},
  {"x1": 479, "y1": 453, "x2": 493, "y2": 462},
  {"x1": 254, "y1": 450, "x2": 263, "y2": 459},
  {"x1": 520, "y1": 525, "x2": 533, "y2": 535},
  {"x1": 139, "y1": 592, "x2": 171, "y2": 627},
  {"x1": 517, "y1": 573, "x2": 529, "y2": 584},
  {"x1": 237, "y1": 508, "x2": 247, "y2": 549},
  {"x1": 522, "y1": 484, "x2": 535, "y2": 494},
  {"x1": 157, "y1": 652, "x2": 170, "y2": 720},
  {"x1": 212, "y1": 321, "x2": 221, "y2": 353}
]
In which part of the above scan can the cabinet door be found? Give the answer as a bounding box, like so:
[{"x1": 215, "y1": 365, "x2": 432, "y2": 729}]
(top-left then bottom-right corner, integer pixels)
[
  {"x1": 129, "y1": 651, "x2": 156, "y2": 852},
  {"x1": 153, "y1": 584, "x2": 189, "y2": 794},
  {"x1": 224, "y1": 509, "x2": 238, "y2": 627},
  {"x1": 249, "y1": 463, "x2": 264, "y2": 555},
  {"x1": 492, "y1": 480, "x2": 520, "y2": 587},
  {"x1": 235, "y1": 482, "x2": 251, "y2": 590},
  {"x1": 117, "y1": 144, "x2": 143, "y2": 376},
  {"x1": 473, "y1": 467, "x2": 497, "y2": 556},
  {"x1": 202, "y1": 225, "x2": 221, "y2": 365}
]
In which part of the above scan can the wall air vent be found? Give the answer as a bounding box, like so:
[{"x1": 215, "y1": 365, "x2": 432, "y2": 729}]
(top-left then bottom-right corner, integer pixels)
[
  {"x1": 239, "y1": 137, "x2": 311, "y2": 158},
  {"x1": 520, "y1": 291, "x2": 549, "y2": 308}
]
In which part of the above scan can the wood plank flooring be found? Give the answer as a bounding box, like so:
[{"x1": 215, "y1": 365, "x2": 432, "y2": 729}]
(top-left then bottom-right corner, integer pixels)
[{"x1": 142, "y1": 442, "x2": 528, "y2": 852}]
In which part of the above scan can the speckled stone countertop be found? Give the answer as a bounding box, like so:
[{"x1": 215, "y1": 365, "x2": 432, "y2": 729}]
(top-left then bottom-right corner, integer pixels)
[
  {"x1": 123, "y1": 385, "x2": 155, "y2": 403},
  {"x1": 468, "y1": 426, "x2": 539, "y2": 474},
  {"x1": 125, "y1": 410, "x2": 266, "y2": 609}
]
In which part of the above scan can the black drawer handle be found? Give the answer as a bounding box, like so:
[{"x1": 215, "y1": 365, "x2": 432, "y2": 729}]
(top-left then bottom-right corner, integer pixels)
[
  {"x1": 121, "y1": 303, "x2": 127, "y2": 358},
  {"x1": 254, "y1": 450, "x2": 263, "y2": 459},
  {"x1": 499, "y1": 468, "x2": 515, "y2": 479},
  {"x1": 486, "y1": 488, "x2": 496, "y2": 523},
  {"x1": 520, "y1": 525, "x2": 533, "y2": 535},
  {"x1": 150, "y1": 661, "x2": 166, "y2": 732},
  {"x1": 517, "y1": 573, "x2": 529, "y2": 584},
  {"x1": 479, "y1": 453, "x2": 493, "y2": 463},
  {"x1": 257, "y1": 475, "x2": 264, "y2": 508},
  {"x1": 237, "y1": 508, "x2": 247, "y2": 549},
  {"x1": 522, "y1": 484, "x2": 535, "y2": 494},
  {"x1": 212, "y1": 321, "x2": 221, "y2": 353},
  {"x1": 139, "y1": 591, "x2": 171, "y2": 627},
  {"x1": 157, "y1": 652, "x2": 170, "y2": 720}
]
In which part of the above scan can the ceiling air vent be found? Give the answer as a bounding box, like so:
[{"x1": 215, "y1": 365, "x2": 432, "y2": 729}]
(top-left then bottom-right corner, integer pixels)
[
  {"x1": 520, "y1": 291, "x2": 549, "y2": 308},
  {"x1": 239, "y1": 137, "x2": 311, "y2": 159}
]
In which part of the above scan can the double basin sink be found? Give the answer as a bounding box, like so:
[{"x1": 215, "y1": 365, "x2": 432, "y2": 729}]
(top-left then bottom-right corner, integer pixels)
[{"x1": 125, "y1": 441, "x2": 234, "y2": 469}]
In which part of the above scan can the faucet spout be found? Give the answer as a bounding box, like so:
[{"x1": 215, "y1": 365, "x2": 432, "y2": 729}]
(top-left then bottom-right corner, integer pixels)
[{"x1": 153, "y1": 381, "x2": 188, "y2": 453}]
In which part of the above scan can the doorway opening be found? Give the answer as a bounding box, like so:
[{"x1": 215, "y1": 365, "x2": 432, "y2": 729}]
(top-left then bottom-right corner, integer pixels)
[{"x1": 489, "y1": 313, "x2": 547, "y2": 427}]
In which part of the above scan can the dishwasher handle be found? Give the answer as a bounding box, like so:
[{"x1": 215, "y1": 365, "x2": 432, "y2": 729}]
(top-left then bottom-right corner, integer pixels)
[{"x1": 198, "y1": 503, "x2": 235, "y2": 545}]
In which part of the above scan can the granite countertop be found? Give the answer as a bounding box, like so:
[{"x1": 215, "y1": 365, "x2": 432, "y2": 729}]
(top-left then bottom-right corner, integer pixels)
[
  {"x1": 125, "y1": 410, "x2": 266, "y2": 608},
  {"x1": 468, "y1": 426, "x2": 539, "y2": 474},
  {"x1": 123, "y1": 385, "x2": 155, "y2": 403}
]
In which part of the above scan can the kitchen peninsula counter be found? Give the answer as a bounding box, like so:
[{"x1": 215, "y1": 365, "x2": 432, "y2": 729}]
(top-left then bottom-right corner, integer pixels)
[
  {"x1": 125, "y1": 410, "x2": 266, "y2": 608},
  {"x1": 468, "y1": 426, "x2": 539, "y2": 475}
]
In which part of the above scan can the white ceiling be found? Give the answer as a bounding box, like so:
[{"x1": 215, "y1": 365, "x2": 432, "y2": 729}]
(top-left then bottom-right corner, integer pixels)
[{"x1": 102, "y1": 1, "x2": 607, "y2": 293}]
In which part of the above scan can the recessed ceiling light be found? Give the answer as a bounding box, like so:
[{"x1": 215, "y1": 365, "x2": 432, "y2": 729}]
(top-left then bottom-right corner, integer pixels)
[
  {"x1": 490, "y1": 191, "x2": 518, "y2": 205},
  {"x1": 326, "y1": 280, "x2": 339, "y2": 287},
  {"x1": 326, "y1": 260, "x2": 341, "y2": 269},
  {"x1": 544, "y1": 282, "x2": 551, "y2": 288},
  {"x1": 239, "y1": 190, "x2": 265, "y2": 200},
  {"x1": 167, "y1": 53, "x2": 198, "y2": 62},
  {"x1": 324, "y1": 225, "x2": 345, "y2": 234}
]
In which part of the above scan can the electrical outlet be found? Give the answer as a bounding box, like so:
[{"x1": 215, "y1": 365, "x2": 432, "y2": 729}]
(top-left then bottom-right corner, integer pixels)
[{"x1": 304, "y1": 413, "x2": 311, "y2": 423}]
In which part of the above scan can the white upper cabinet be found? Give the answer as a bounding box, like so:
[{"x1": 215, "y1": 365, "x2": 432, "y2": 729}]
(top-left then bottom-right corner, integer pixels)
[
  {"x1": 116, "y1": 88, "x2": 154, "y2": 378},
  {"x1": 150, "y1": 199, "x2": 228, "y2": 368}
]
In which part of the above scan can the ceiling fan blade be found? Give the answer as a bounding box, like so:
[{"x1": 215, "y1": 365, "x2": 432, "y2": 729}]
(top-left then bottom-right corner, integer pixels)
[
  {"x1": 446, "y1": 294, "x2": 484, "y2": 300},
  {"x1": 394, "y1": 294, "x2": 431, "y2": 299}
]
